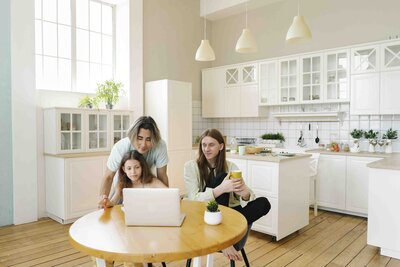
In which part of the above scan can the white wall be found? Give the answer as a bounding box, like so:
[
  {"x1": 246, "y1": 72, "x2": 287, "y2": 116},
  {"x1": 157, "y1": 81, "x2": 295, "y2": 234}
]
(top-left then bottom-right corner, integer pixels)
[
  {"x1": 209, "y1": 0, "x2": 400, "y2": 67},
  {"x1": 11, "y1": 0, "x2": 38, "y2": 224}
]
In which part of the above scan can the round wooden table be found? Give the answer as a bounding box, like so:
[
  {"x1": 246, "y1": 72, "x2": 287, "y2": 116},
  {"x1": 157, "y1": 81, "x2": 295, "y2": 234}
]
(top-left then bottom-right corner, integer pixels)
[{"x1": 69, "y1": 200, "x2": 247, "y2": 264}]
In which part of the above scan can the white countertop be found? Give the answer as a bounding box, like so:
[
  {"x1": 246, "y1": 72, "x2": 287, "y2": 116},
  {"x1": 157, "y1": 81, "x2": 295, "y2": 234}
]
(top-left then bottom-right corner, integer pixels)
[{"x1": 227, "y1": 152, "x2": 311, "y2": 162}]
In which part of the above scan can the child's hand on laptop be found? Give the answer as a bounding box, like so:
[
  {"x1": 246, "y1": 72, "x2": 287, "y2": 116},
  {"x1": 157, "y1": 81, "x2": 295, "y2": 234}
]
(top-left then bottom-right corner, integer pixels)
[{"x1": 98, "y1": 195, "x2": 113, "y2": 209}]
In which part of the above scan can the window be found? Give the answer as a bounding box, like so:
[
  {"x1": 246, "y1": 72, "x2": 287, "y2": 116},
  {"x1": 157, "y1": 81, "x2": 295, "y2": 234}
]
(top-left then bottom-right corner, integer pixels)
[{"x1": 35, "y1": 0, "x2": 114, "y2": 93}]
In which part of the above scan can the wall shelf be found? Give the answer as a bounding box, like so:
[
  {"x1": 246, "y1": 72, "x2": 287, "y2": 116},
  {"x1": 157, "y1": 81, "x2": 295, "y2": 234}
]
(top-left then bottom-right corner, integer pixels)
[{"x1": 272, "y1": 111, "x2": 344, "y2": 122}]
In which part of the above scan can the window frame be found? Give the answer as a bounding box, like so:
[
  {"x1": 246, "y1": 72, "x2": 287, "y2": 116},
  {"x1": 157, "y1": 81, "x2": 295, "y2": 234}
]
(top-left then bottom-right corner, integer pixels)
[{"x1": 35, "y1": 0, "x2": 116, "y2": 93}]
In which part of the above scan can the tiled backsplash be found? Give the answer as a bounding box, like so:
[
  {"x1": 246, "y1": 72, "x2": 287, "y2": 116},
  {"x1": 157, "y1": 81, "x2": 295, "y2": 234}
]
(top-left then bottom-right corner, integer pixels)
[{"x1": 192, "y1": 100, "x2": 400, "y2": 152}]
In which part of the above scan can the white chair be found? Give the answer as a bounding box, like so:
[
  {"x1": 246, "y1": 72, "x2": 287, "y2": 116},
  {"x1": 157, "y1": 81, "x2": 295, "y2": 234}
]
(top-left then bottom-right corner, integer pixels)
[{"x1": 309, "y1": 153, "x2": 320, "y2": 216}]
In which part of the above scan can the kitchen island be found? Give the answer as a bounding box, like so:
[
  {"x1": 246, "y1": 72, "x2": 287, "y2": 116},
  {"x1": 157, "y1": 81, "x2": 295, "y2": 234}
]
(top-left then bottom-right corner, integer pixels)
[
  {"x1": 226, "y1": 152, "x2": 311, "y2": 241},
  {"x1": 367, "y1": 154, "x2": 400, "y2": 260}
]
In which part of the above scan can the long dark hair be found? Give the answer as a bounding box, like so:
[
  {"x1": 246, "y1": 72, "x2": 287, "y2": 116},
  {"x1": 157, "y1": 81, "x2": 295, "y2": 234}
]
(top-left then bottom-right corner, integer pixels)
[
  {"x1": 117, "y1": 150, "x2": 154, "y2": 194},
  {"x1": 196, "y1": 129, "x2": 227, "y2": 188}
]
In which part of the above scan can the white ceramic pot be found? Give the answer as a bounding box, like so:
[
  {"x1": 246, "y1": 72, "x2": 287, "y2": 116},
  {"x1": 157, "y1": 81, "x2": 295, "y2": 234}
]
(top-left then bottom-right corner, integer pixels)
[
  {"x1": 385, "y1": 139, "x2": 393, "y2": 154},
  {"x1": 204, "y1": 211, "x2": 222, "y2": 225},
  {"x1": 350, "y1": 139, "x2": 360, "y2": 153},
  {"x1": 368, "y1": 139, "x2": 377, "y2": 153}
]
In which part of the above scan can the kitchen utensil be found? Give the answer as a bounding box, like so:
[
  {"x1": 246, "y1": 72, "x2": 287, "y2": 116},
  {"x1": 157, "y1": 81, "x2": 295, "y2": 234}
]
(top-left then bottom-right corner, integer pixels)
[{"x1": 315, "y1": 125, "x2": 320, "y2": 144}]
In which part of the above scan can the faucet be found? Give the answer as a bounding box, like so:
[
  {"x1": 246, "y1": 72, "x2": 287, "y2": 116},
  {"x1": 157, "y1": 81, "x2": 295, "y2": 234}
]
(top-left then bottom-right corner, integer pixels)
[{"x1": 297, "y1": 130, "x2": 306, "y2": 147}]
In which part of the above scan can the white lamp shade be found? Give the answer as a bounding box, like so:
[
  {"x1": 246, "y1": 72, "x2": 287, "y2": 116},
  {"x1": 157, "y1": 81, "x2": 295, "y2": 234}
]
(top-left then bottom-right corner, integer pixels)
[
  {"x1": 235, "y1": 28, "x2": 258, "y2": 53},
  {"x1": 286, "y1": 15, "x2": 312, "y2": 44},
  {"x1": 195, "y1": 40, "x2": 215, "y2": 61}
]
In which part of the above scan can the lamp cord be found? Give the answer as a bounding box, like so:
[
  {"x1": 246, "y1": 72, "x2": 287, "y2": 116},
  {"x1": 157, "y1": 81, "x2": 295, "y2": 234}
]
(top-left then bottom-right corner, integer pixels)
[
  {"x1": 245, "y1": 0, "x2": 248, "y2": 28},
  {"x1": 297, "y1": 0, "x2": 300, "y2": 16}
]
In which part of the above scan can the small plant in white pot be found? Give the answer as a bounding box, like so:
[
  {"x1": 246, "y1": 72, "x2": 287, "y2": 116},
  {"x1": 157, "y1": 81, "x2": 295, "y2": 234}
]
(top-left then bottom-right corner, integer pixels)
[
  {"x1": 350, "y1": 129, "x2": 364, "y2": 153},
  {"x1": 204, "y1": 200, "x2": 222, "y2": 225},
  {"x1": 364, "y1": 130, "x2": 379, "y2": 153},
  {"x1": 78, "y1": 95, "x2": 99, "y2": 109},
  {"x1": 383, "y1": 128, "x2": 398, "y2": 154}
]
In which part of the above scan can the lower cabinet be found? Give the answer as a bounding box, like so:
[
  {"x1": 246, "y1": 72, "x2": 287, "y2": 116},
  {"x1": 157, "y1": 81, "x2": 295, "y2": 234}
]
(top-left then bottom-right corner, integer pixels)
[
  {"x1": 227, "y1": 157, "x2": 310, "y2": 241},
  {"x1": 317, "y1": 154, "x2": 382, "y2": 217},
  {"x1": 45, "y1": 154, "x2": 108, "y2": 224}
]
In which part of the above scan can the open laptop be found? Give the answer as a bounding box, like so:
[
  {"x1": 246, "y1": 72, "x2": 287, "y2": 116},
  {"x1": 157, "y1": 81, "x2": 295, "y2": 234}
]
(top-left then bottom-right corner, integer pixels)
[{"x1": 122, "y1": 188, "x2": 186, "y2": 227}]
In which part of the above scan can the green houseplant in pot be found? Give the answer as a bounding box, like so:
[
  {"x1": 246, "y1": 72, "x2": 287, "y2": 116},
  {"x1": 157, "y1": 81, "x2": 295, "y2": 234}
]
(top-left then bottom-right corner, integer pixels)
[
  {"x1": 350, "y1": 129, "x2": 364, "y2": 153},
  {"x1": 204, "y1": 200, "x2": 222, "y2": 225},
  {"x1": 78, "y1": 95, "x2": 99, "y2": 109},
  {"x1": 383, "y1": 128, "x2": 398, "y2": 153},
  {"x1": 260, "y1": 132, "x2": 285, "y2": 148},
  {"x1": 364, "y1": 130, "x2": 379, "y2": 153},
  {"x1": 96, "y1": 80, "x2": 124, "y2": 109}
]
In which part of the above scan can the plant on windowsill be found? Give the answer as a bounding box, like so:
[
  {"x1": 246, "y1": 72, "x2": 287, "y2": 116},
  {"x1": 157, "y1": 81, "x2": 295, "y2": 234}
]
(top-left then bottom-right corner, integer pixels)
[
  {"x1": 204, "y1": 200, "x2": 222, "y2": 225},
  {"x1": 383, "y1": 128, "x2": 398, "y2": 154},
  {"x1": 78, "y1": 95, "x2": 99, "y2": 109},
  {"x1": 96, "y1": 80, "x2": 124, "y2": 109},
  {"x1": 349, "y1": 129, "x2": 364, "y2": 153}
]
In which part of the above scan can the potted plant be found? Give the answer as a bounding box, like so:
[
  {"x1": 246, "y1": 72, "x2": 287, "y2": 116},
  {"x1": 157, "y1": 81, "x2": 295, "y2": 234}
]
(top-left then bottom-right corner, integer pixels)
[
  {"x1": 204, "y1": 200, "x2": 222, "y2": 225},
  {"x1": 349, "y1": 129, "x2": 364, "y2": 153},
  {"x1": 364, "y1": 130, "x2": 379, "y2": 153},
  {"x1": 78, "y1": 95, "x2": 98, "y2": 109},
  {"x1": 260, "y1": 132, "x2": 285, "y2": 148},
  {"x1": 96, "y1": 80, "x2": 124, "y2": 109},
  {"x1": 383, "y1": 128, "x2": 398, "y2": 153}
]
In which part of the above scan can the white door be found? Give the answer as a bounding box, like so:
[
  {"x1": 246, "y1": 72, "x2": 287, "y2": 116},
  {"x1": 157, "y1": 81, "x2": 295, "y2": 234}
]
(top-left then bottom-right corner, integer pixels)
[
  {"x1": 346, "y1": 156, "x2": 381, "y2": 215},
  {"x1": 66, "y1": 156, "x2": 106, "y2": 219},
  {"x1": 240, "y1": 84, "x2": 259, "y2": 117},
  {"x1": 224, "y1": 86, "x2": 241, "y2": 117},
  {"x1": 380, "y1": 70, "x2": 400, "y2": 114},
  {"x1": 202, "y1": 68, "x2": 225, "y2": 118},
  {"x1": 317, "y1": 155, "x2": 346, "y2": 210},
  {"x1": 350, "y1": 73, "x2": 380, "y2": 115}
]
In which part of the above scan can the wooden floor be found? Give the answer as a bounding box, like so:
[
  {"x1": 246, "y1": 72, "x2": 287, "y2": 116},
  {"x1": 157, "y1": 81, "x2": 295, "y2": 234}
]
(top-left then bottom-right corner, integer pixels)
[{"x1": 1, "y1": 209, "x2": 399, "y2": 267}]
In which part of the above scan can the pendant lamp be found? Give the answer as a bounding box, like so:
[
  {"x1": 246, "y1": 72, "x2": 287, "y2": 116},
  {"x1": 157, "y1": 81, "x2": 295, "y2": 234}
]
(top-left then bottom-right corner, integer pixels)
[
  {"x1": 235, "y1": 0, "x2": 257, "y2": 53},
  {"x1": 286, "y1": 0, "x2": 312, "y2": 44},
  {"x1": 195, "y1": 4, "x2": 215, "y2": 61}
]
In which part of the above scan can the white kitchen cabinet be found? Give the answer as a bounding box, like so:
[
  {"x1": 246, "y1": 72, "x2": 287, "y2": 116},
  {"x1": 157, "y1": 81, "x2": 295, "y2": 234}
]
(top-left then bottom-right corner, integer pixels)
[
  {"x1": 346, "y1": 156, "x2": 381, "y2": 214},
  {"x1": 278, "y1": 57, "x2": 299, "y2": 104},
  {"x1": 246, "y1": 158, "x2": 310, "y2": 241},
  {"x1": 351, "y1": 45, "x2": 379, "y2": 74},
  {"x1": 300, "y1": 53, "x2": 323, "y2": 103},
  {"x1": 324, "y1": 49, "x2": 350, "y2": 102},
  {"x1": 145, "y1": 80, "x2": 192, "y2": 192},
  {"x1": 350, "y1": 73, "x2": 380, "y2": 115},
  {"x1": 381, "y1": 40, "x2": 400, "y2": 71},
  {"x1": 317, "y1": 154, "x2": 346, "y2": 210},
  {"x1": 44, "y1": 107, "x2": 133, "y2": 154},
  {"x1": 380, "y1": 70, "x2": 400, "y2": 114},
  {"x1": 202, "y1": 68, "x2": 225, "y2": 118},
  {"x1": 259, "y1": 60, "x2": 278, "y2": 105},
  {"x1": 45, "y1": 154, "x2": 108, "y2": 223},
  {"x1": 202, "y1": 64, "x2": 260, "y2": 118},
  {"x1": 316, "y1": 154, "x2": 382, "y2": 217}
]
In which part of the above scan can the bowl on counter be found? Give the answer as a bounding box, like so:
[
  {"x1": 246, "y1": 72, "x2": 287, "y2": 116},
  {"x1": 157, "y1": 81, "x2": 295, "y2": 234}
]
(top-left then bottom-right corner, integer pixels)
[{"x1": 245, "y1": 146, "x2": 264, "y2": 154}]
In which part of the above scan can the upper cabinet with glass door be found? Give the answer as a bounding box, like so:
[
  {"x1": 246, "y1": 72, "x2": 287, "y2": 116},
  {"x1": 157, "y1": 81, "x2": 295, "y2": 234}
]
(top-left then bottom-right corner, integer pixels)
[
  {"x1": 381, "y1": 40, "x2": 400, "y2": 71},
  {"x1": 324, "y1": 49, "x2": 350, "y2": 102},
  {"x1": 112, "y1": 112, "x2": 132, "y2": 145},
  {"x1": 225, "y1": 63, "x2": 257, "y2": 86},
  {"x1": 300, "y1": 54, "x2": 323, "y2": 103},
  {"x1": 279, "y1": 58, "x2": 299, "y2": 104},
  {"x1": 351, "y1": 45, "x2": 379, "y2": 74},
  {"x1": 44, "y1": 108, "x2": 133, "y2": 155},
  {"x1": 87, "y1": 110, "x2": 109, "y2": 152}
]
